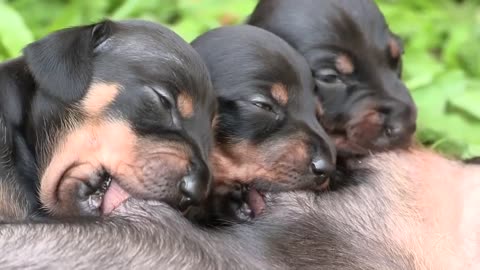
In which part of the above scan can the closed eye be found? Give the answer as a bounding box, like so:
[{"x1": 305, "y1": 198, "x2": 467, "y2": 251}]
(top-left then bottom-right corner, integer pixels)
[
  {"x1": 157, "y1": 94, "x2": 171, "y2": 108},
  {"x1": 317, "y1": 68, "x2": 342, "y2": 84},
  {"x1": 252, "y1": 101, "x2": 274, "y2": 112},
  {"x1": 150, "y1": 86, "x2": 173, "y2": 109}
]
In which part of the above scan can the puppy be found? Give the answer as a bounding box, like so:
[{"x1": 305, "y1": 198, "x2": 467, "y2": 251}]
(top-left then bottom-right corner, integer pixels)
[
  {"x1": 248, "y1": 0, "x2": 417, "y2": 156},
  {"x1": 0, "y1": 20, "x2": 216, "y2": 219},
  {"x1": 2, "y1": 149, "x2": 479, "y2": 269},
  {"x1": 189, "y1": 25, "x2": 336, "y2": 223}
]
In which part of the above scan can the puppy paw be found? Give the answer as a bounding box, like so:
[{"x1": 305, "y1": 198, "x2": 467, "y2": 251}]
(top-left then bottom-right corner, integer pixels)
[
  {"x1": 185, "y1": 183, "x2": 253, "y2": 226},
  {"x1": 225, "y1": 183, "x2": 253, "y2": 222}
]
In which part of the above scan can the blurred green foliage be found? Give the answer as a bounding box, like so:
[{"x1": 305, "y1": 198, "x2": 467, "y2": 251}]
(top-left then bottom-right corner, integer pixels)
[{"x1": 0, "y1": 0, "x2": 479, "y2": 158}]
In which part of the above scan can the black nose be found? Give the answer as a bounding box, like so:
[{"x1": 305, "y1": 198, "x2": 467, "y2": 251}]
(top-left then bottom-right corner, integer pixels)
[
  {"x1": 310, "y1": 157, "x2": 335, "y2": 183},
  {"x1": 178, "y1": 160, "x2": 211, "y2": 210},
  {"x1": 385, "y1": 123, "x2": 402, "y2": 139},
  {"x1": 381, "y1": 99, "x2": 417, "y2": 140},
  {"x1": 385, "y1": 121, "x2": 416, "y2": 139}
]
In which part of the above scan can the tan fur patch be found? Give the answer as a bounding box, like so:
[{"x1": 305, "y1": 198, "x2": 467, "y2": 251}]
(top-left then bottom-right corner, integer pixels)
[
  {"x1": 40, "y1": 119, "x2": 190, "y2": 215},
  {"x1": 271, "y1": 83, "x2": 288, "y2": 106},
  {"x1": 388, "y1": 38, "x2": 401, "y2": 59},
  {"x1": 81, "y1": 83, "x2": 120, "y2": 116},
  {"x1": 177, "y1": 92, "x2": 194, "y2": 118},
  {"x1": 211, "y1": 136, "x2": 310, "y2": 186},
  {"x1": 346, "y1": 109, "x2": 383, "y2": 145},
  {"x1": 210, "y1": 142, "x2": 267, "y2": 184},
  {"x1": 335, "y1": 54, "x2": 354, "y2": 75},
  {"x1": 211, "y1": 114, "x2": 219, "y2": 129},
  {"x1": 315, "y1": 99, "x2": 325, "y2": 118}
]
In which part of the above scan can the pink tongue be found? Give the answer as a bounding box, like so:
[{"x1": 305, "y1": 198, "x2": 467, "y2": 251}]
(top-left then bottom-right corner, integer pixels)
[
  {"x1": 248, "y1": 188, "x2": 265, "y2": 217},
  {"x1": 101, "y1": 181, "x2": 130, "y2": 215}
]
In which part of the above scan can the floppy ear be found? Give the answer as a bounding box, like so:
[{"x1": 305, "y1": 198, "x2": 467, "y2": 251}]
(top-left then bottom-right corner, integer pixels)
[
  {"x1": 389, "y1": 33, "x2": 404, "y2": 58},
  {"x1": 391, "y1": 34, "x2": 404, "y2": 53},
  {"x1": 0, "y1": 59, "x2": 34, "y2": 128},
  {"x1": 23, "y1": 20, "x2": 113, "y2": 103}
]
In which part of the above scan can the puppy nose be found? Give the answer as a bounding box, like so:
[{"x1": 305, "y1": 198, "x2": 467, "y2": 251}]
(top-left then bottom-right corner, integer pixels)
[
  {"x1": 385, "y1": 123, "x2": 404, "y2": 139},
  {"x1": 310, "y1": 157, "x2": 335, "y2": 183},
  {"x1": 178, "y1": 160, "x2": 211, "y2": 210},
  {"x1": 383, "y1": 107, "x2": 417, "y2": 140}
]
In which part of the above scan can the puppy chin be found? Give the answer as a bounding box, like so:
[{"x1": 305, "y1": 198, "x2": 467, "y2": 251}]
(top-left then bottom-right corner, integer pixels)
[
  {"x1": 333, "y1": 120, "x2": 415, "y2": 157},
  {"x1": 49, "y1": 169, "x2": 131, "y2": 217}
]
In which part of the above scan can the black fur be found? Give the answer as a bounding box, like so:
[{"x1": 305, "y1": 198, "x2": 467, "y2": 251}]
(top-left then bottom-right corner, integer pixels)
[
  {"x1": 0, "y1": 20, "x2": 216, "y2": 219},
  {"x1": 190, "y1": 25, "x2": 336, "y2": 224},
  {"x1": 248, "y1": 0, "x2": 417, "y2": 156}
]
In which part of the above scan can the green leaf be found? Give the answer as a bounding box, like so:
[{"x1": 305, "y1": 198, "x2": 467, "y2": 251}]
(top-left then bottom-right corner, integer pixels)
[
  {"x1": 0, "y1": 2, "x2": 34, "y2": 57},
  {"x1": 111, "y1": 0, "x2": 176, "y2": 21},
  {"x1": 46, "y1": 1, "x2": 83, "y2": 33},
  {"x1": 412, "y1": 70, "x2": 474, "y2": 156},
  {"x1": 403, "y1": 50, "x2": 445, "y2": 90},
  {"x1": 449, "y1": 89, "x2": 480, "y2": 120},
  {"x1": 465, "y1": 144, "x2": 480, "y2": 159},
  {"x1": 442, "y1": 22, "x2": 471, "y2": 68},
  {"x1": 170, "y1": 18, "x2": 207, "y2": 42}
]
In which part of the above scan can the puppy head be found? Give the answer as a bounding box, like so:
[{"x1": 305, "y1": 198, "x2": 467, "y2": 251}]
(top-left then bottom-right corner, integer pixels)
[
  {"x1": 249, "y1": 0, "x2": 417, "y2": 156},
  {"x1": 192, "y1": 25, "x2": 336, "y2": 193},
  {"x1": 22, "y1": 20, "x2": 216, "y2": 217}
]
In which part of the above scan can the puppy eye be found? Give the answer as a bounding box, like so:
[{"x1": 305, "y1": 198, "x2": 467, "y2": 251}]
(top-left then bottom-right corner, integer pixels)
[
  {"x1": 150, "y1": 87, "x2": 172, "y2": 109},
  {"x1": 318, "y1": 68, "x2": 341, "y2": 84},
  {"x1": 252, "y1": 101, "x2": 274, "y2": 112},
  {"x1": 158, "y1": 95, "x2": 171, "y2": 108}
]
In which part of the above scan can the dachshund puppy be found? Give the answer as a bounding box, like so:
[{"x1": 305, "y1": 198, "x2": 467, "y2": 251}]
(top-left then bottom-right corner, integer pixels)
[
  {"x1": 0, "y1": 20, "x2": 216, "y2": 220},
  {"x1": 1, "y1": 149, "x2": 479, "y2": 269},
  {"x1": 189, "y1": 25, "x2": 336, "y2": 223},
  {"x1": 248, "y1": 0, "x2": 417, "y2": 156}
]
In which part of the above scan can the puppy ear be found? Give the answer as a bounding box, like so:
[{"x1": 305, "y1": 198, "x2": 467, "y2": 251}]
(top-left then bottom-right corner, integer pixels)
[
  {"x1": 388, "y1": 33, "x2": 404, "y2": 59},
  {"x1": 391, "y1": 34, "x2": 404, "y2": 52},
  {"x1": 0, "y1": 59, "x2": 34, "y2": 128},
  {"x1": 23, "y1": 20, "x2": 113, "y2": 102}
]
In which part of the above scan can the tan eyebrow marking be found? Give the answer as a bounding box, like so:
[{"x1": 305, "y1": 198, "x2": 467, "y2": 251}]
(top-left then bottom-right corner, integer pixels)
[
  {"x1": 177, "y1": 91, "x2": 194, "y2": 118},
  {"x1": 316, "y1": 99, "x2": 325, "y2": 118},
  {"x1": 335, "y1": 54, "x2": 354, "y2": 75},
  {"x1": 271, "y1": 83, "x2": 288, "y2": 106},
  {"x1": 388, "y1": 38, "x2": 401, "y2": 59},
  {"x1": 81, "y1": 83, "x2": 120, "y2": 116},
  {"x1": 211, "y1": 114, "x2": 219, "y2": 129}
]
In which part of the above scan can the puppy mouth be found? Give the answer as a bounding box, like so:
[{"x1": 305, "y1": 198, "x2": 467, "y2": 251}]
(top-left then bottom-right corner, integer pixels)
[
  {"x1": 83, "y1": 173, "x2": 130, "y2": 215},
  {"x1": 232, "y1": 184, "x2": 266, "y2": 221},
  {"x1": 332, "y1": 134, "x2": 371, "y2": 155},
  {"x1": 245, "y1": 186, "x2": 266, "y2": 218}
]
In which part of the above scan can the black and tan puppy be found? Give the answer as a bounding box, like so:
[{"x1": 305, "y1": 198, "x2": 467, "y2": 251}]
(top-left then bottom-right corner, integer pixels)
[
  {"x1": 0, "y1": 20, "x2": 216, "y2": 219},
  {"x1": 248, "y1": 0, "x2": 417, "y2": 156},
  {"x1": 190, "y1": 25, "x2": 336, "y2": 222}
]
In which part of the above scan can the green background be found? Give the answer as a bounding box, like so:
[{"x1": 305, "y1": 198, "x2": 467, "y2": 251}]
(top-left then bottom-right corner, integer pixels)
[{"x1": 1, "y1": 0, "x2": 479, "y2": 158}]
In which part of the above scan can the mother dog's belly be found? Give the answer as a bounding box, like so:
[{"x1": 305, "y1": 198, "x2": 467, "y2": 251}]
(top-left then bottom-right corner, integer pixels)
[
  {"x1": 379, "y1": 150, "x2": 480, "y2": 269},
  {"x1": 459, "y1": 167, "x2": 480, "y2": 269}
]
